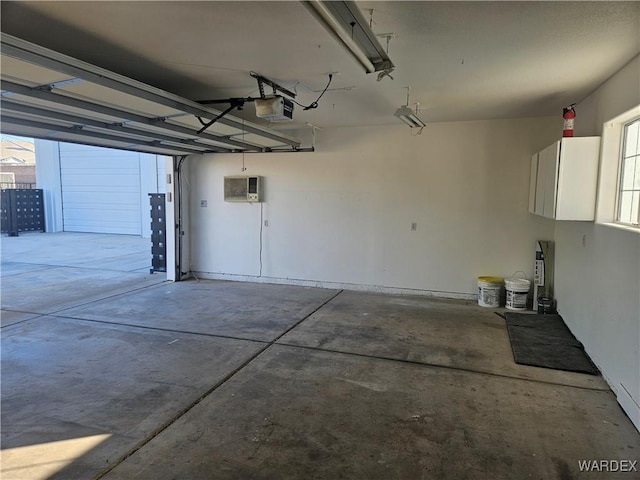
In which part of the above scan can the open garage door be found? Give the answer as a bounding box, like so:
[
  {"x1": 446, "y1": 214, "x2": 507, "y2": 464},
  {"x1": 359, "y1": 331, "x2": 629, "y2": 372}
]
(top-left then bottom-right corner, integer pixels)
[
  {"x1": 1, "y1": 33, "x2": 307, "y2": 279},
  {"x1": 0, "y1": 33, "x2": 303, "y2": 156}
]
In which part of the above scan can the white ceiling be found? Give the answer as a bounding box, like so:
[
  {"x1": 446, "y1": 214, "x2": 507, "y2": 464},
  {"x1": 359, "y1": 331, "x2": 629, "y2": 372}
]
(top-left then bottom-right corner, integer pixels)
[{"x1": 1, "y1": 1, "x2": 639, "y2": 132}]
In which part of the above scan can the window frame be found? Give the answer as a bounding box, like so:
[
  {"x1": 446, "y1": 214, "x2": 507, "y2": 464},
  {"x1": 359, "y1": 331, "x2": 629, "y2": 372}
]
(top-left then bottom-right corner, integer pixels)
[
  {"x1": 615, "y1": 117, "x2": 640, "y2": 227},
  {"x1": 595, "y1": 105, "x2": 640, "y2": 233}
]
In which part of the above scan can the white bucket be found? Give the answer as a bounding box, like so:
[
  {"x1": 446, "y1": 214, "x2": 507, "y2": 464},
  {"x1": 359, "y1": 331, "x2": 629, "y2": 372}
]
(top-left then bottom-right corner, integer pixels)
[
  {"x1": 505, "y1": 276, "x2": 531, "y2": 310},
  {"x1": 477, "y1": 276, "x2": 503, "y2": 307}
]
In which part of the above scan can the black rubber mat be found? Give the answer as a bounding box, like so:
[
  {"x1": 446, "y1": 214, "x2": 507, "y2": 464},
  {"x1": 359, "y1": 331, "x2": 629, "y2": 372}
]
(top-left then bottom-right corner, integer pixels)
[{"x1": 503, "y1": 313, "x2": 599, "y2": 375}]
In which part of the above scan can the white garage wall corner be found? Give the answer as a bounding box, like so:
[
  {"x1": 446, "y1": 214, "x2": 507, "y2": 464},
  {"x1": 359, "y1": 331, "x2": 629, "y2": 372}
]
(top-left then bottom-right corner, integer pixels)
[
  {"x1": 156, "y1": 156, "x2": 167, "y2": 195},
  {"x1": 189, "y1": 117, "x2": 558, "y2": 298},
  {"x1": 179, "y1": 155, "x2": 194, "y2": 280},
  {"x1": 165, "y1": 155, "x2": 178, "y2": 282},
  {"x1": 555, "y1": 54, "x2": 640, "y2": 431},
  {"x1": 35, "y1": 139, "x2": 64, "y2": 232}
]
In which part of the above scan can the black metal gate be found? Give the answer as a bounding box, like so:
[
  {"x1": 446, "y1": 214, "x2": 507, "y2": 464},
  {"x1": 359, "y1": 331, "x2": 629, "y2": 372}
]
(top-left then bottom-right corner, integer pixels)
[
  {"x1": 1, "y1": 189, "x2": 45, "y2": 236},
  {"x1": 149, "y1": 193, "x2": 166, "y2": 273}
]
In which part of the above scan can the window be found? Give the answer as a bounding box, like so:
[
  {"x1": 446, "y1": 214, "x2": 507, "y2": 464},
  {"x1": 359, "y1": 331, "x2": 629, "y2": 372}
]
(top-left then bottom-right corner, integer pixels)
[
  {"x1": 617, "y1": 119, "x2": 640, "y2": 226},
  {"x1": 0, "y1": 172, "x2": 16, "y2": 188},
  {"x1": 595, "y1": 105, "x2": 640, "y2": 232}
]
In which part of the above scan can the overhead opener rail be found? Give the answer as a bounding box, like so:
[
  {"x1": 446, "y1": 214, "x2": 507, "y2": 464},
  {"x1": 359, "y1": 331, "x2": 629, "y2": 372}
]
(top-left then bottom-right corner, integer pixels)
[
  {"x1": 0, "y1": 33, "x2": 307, "y2": 155},
  {"x1": 194, "y1": 72, "x2": 332, "y2": 135},
  {"x1": 194, "y1": 72, "x2": 298, "y2": 134}
]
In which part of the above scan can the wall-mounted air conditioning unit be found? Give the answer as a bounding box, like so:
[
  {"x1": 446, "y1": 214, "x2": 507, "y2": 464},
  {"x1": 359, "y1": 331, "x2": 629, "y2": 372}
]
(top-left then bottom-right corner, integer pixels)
[{"x1": 224, "y1": 176, "x2": 263, "y2": 202}]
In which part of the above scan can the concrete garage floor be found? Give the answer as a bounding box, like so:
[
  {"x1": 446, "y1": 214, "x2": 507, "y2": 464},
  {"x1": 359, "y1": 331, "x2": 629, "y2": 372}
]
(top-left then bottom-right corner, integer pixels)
[{"x1": 2, "y1": 233, "x2": 639, "y2": 479}]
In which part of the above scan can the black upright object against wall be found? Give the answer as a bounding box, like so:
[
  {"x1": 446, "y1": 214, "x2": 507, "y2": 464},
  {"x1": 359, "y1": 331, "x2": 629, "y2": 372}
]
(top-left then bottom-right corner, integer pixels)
[
  {"x1": 1, "y1": 189, "x2": 45, "y2": 236},
  {"x1": 149, "y1": 194, "x2": 167, "y2": 273}
]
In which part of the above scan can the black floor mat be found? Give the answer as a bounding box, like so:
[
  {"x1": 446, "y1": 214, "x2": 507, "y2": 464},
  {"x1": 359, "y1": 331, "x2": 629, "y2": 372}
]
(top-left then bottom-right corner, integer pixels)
[{"x1": 503, "y1": 313, "x2": 599, "y2": 375}]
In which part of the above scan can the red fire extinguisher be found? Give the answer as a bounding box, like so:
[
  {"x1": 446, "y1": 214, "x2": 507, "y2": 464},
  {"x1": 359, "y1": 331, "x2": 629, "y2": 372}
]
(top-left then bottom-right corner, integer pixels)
[{"x1": 563, "y1": 104, "x2": 576, "y2": 137}]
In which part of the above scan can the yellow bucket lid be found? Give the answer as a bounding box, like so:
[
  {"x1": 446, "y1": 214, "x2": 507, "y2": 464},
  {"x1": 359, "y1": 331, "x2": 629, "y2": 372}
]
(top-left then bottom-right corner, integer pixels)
[{"x1": 478, "y1": 276, "x2": 503, "y2": 284}]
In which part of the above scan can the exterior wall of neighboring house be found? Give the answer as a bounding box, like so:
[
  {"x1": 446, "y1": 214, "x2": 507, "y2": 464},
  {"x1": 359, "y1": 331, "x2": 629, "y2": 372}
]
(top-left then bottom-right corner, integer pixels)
[
  {"x1": 0, "y1": 165, "x2": 36, "y2": 186},
  {"x1": 1, "y1": 138, "x2": 36, "y2": 187},
  {"x1": 35, "y1": 139, "x2": 166, "y2": 238}
]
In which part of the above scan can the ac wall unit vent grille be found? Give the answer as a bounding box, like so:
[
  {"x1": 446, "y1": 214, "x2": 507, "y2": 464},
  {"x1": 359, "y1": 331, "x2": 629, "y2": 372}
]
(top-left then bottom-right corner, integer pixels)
[{"x1": 224, "y1": 176, "x2": 263, "y2": 202}]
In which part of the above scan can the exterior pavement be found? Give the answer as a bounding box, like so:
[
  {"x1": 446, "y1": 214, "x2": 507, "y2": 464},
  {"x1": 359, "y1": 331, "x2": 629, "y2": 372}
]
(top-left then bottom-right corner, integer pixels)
[{"x1": 1, "y1": 232, "x2": 639, "y2": 480}]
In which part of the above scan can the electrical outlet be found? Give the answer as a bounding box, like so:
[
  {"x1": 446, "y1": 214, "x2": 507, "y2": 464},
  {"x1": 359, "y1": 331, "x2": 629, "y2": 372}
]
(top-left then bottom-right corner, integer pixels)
[
  {"x1": 411, "y1": 222, "x2": 417, "y2": 231},
  {"x1": 200, "y1": 200, "x2": 207, "y2": 207}
]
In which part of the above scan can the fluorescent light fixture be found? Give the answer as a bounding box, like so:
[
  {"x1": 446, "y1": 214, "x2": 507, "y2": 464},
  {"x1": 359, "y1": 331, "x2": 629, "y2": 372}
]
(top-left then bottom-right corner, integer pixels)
[
  {"x1": 302, "y1": 1, "x2": 394, "y2": 74},
  {"x1": 394, "y1": 105, "x2": 426, "y2": 128}
]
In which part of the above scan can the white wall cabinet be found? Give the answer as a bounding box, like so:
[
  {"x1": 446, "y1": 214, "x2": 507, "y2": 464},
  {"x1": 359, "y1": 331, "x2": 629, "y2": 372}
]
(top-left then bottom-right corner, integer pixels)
[{"x1": 528, "y1": 136, "x2": 600, "y2": 220}]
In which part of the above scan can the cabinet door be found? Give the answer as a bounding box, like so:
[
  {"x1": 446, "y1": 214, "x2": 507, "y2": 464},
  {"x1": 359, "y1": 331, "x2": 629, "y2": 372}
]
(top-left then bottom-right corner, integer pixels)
[
  {"x1": 529, "y1": 153, "x2": 539, "y2": 214},
  {"x1": 534, "y1": 150, "x2": 547, "y2": 215},
  {"x1": 539, "y1": 142, "x2": 560, "y2": 218},
  {"x1": 555, "y1": 137, "x2": 601, "y2": 220}
]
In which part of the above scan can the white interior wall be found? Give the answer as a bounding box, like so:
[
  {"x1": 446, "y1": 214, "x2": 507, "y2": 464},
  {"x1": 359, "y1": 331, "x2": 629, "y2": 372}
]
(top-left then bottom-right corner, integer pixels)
[
  {"x1": 188, "y1": 116, "x2": 558, "y2": 297},
  {"x1": 554, "y1": 55, "x2": 640, "y2": 430}
]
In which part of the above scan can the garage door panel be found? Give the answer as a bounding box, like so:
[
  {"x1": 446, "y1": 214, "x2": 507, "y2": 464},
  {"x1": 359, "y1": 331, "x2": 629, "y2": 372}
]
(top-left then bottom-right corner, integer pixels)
[
  {"x1": 0, "y1": 55, "x2": 72, "y2": 85},
  {"x1": 63, "y1": 202, "x2": 140, "y2": 213},
  {"x1": 61, "y1": 160, "x2": 140, "y2": 170},
  {"x1": 61, "y1": 167, "x2": 140, "y2": 176},
  {"x1": 61, "y1": 186, "x2": 139, "y2": 195},
  {"x1": 62, "y1": 192, "x2": 140, "y2": 206},
  {"x1": 61, "y1": 157, "x2": 140, "y2": 169},
  {"x1": 60, "y1": 151, "x2": 142, "y2": 235},
  {"x1": 59, "y1": 152, "x2": 141, "y2": 163},
  {"x1": 61, "y1": 174, "x2": 140, "y2": 188},
  {"x1": 59, "y1": 142, "x2": 138, "y2": 154},
  {"x1": 62, "y1": 185, "x2": 139, "y2": 194},
  {"x1": 63, "y1": 210, "x2": 141, "y2": 235},
  {"x1": 64, "y1": 223, "x2": 140, "y2": 235},
  {"x1": 64, "y1": 209, "x2": 140, "y2": 222}
]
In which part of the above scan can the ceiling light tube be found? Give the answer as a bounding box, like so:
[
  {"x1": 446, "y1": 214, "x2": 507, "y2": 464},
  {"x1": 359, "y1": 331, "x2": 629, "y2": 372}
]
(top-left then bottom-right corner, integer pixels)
[
  {"x1": 394, "y1": 106, "x2": 426, "y2": 128},
  {"x1": 302, "y1": 1, "x2": 393, "y2": 74}
]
